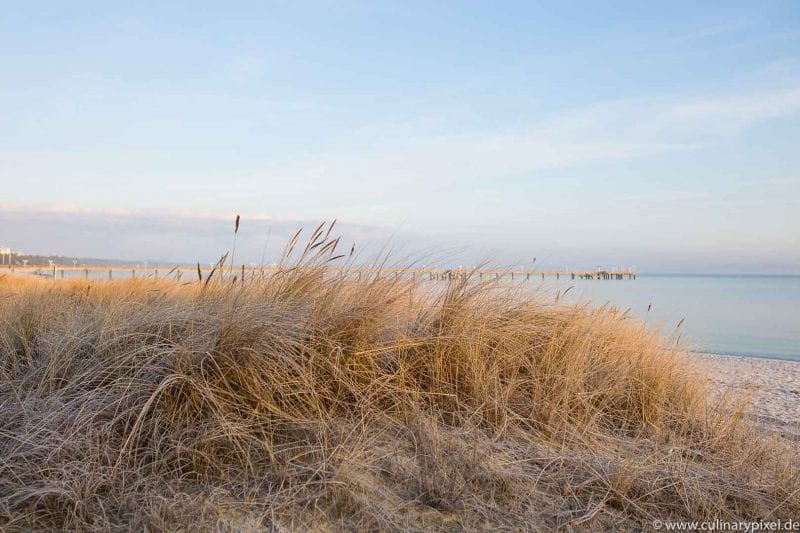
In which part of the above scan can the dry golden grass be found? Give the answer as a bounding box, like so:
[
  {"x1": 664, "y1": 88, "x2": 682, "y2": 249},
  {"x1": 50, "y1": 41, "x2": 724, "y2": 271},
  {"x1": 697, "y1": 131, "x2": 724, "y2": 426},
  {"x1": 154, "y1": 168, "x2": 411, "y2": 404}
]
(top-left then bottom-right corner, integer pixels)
[{"x1": 0, "y1": 230, "x2": 797, "y2": 530}]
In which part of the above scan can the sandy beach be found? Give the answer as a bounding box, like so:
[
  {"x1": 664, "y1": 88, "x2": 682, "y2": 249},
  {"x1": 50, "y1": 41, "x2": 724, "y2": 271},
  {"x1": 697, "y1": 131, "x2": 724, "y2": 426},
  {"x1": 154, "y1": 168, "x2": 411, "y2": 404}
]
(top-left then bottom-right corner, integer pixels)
[{"x1": 694, "y1": 352, "x2": 800, "y2": 440}]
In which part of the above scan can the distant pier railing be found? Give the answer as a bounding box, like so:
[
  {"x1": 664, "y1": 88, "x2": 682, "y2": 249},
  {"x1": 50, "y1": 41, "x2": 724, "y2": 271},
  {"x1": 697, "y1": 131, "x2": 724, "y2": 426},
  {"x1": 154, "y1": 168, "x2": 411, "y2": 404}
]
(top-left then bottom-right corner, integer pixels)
[{"x1": 3, "y1": 264, "x2": 637, "y2": 281}]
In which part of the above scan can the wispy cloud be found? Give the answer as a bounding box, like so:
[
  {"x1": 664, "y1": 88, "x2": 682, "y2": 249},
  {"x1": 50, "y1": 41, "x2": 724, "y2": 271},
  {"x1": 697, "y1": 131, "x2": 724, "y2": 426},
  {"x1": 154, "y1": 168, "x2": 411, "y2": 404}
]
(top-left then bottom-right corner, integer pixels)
[
  {"x1": 0, "y1": 204, "x2": 397, "y2": 263},
  {"x1": 258, "y1": 85, "x2": 800, "y2": 189},
  {"x1": 0, "y1": 202, "x2": 272, "y2": 222},
  {"x1": 672, "y1": 18, "x2": 749, "y2": 43}
]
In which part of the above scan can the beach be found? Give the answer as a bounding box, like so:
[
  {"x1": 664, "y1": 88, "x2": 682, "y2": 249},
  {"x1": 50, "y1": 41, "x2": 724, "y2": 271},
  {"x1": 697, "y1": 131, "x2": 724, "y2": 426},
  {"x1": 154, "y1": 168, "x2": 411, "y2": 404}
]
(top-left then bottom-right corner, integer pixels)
[{"x1": 695, "y1": 352, "x2": 800, "y2": 440}]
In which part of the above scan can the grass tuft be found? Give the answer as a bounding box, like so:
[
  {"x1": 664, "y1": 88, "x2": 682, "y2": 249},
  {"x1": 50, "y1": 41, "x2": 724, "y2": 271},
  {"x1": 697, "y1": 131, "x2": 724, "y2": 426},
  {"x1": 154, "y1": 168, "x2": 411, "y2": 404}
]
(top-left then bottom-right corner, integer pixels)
[{"x1": 0, "y1": 230, "x2": 797, "y2": 530}]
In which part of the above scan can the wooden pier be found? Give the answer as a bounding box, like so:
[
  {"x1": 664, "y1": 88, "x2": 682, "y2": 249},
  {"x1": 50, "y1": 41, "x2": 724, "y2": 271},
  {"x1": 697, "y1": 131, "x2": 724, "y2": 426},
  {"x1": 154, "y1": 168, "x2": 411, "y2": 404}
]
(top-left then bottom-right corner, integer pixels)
[{"x1": 4, "y1": 264, "x2": 636, "y2": 281}]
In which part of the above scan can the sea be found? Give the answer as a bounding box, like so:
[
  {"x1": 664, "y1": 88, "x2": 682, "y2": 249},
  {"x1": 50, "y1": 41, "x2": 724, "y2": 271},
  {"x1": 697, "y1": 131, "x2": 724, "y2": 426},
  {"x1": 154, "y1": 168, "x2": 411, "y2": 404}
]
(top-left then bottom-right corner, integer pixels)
[{"x1": 537, "y1": 274, "x2": 800, "y2": 362}]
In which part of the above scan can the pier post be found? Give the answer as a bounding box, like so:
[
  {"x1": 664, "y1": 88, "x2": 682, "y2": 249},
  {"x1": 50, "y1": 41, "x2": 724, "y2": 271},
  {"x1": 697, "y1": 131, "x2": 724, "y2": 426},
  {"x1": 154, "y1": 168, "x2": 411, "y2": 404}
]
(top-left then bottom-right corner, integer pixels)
[
  {"x1": 556, "y1": 273, "x2": 559, "y2": 279},
  {"x1": 84, "y1": 268, "x2": 88, "y2": 280},
  {"x1": 109, "y1": 269, "x2": 112, "y2": 280}
]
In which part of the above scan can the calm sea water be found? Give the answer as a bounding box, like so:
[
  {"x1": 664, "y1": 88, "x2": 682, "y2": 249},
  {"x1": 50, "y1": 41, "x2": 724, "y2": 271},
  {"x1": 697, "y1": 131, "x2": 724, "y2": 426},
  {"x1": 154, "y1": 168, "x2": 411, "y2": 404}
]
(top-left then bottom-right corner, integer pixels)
[
  {"x1": 15, "y1": 269, "x2": 800, "y2": 361},
  {"x1": 535, "y1": 274, "x2": 800, "y2": 361}
]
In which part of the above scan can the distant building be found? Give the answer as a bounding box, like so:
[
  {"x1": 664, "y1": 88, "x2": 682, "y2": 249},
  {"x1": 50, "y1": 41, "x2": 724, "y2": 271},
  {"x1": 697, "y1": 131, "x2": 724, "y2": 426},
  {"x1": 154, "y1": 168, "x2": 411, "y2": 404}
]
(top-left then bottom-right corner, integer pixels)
[{"x1": 0, "y1": 247, "x2": 11, "y2": 265}]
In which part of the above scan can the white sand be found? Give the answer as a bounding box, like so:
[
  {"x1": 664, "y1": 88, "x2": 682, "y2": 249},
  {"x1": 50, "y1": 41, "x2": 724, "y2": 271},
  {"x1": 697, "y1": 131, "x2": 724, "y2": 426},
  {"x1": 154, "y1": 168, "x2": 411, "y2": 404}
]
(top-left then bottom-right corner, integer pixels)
[{"x1": 693, "y1": 352, "x2": 800, "y2": 441}]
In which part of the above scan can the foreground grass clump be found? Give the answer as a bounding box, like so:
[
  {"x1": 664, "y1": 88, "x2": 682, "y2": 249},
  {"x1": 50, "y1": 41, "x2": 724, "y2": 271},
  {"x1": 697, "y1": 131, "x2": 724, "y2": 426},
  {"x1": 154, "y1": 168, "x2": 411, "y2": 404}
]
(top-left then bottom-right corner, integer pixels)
[{"x1": 0, "y1": 263, "x2": 797, "y2": 529}]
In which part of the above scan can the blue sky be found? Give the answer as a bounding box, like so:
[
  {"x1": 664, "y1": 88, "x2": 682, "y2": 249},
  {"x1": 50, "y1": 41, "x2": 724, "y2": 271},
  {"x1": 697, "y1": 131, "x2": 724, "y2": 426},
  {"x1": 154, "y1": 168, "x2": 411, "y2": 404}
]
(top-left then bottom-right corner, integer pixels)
[{"x1": 1, "y1": 1, "x2": 799, "y2": 272}]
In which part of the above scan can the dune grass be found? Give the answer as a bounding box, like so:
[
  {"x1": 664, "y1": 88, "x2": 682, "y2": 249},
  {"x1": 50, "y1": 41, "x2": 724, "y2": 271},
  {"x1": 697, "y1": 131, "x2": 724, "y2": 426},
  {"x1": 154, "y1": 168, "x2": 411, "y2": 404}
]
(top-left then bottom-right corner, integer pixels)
[{"x1": 0, "y1": 232, "x2": 797, "y2": 530}]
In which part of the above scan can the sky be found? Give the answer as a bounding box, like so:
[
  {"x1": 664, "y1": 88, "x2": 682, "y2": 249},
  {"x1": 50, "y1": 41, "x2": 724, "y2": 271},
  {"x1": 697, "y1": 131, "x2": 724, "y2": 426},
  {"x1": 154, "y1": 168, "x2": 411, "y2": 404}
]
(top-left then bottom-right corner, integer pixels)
[{"x1": 1, "y1": 1, "x2": 799, "y2": 272}]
